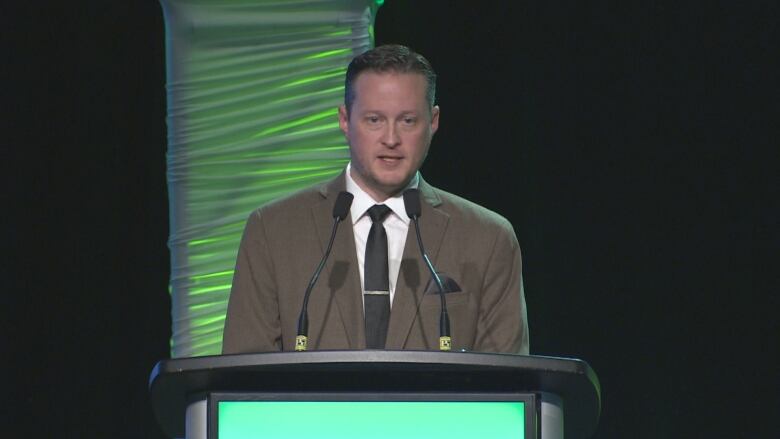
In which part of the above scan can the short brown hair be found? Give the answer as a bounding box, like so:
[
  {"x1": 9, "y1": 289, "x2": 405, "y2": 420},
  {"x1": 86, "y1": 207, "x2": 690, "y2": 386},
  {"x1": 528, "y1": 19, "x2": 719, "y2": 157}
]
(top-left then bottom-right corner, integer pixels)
[{"x1": 344, "y1": 44, "x2": 437, "y2": 113}]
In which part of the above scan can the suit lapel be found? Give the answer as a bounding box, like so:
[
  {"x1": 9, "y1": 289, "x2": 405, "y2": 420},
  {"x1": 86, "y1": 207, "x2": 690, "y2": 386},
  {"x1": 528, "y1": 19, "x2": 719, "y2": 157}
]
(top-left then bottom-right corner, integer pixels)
[
  {"x1": 385, "y1": 180, "x2": 449, "y2": 349},
  {"x1": 310, "y1": 173, "x2": 365, "y2": 349}
]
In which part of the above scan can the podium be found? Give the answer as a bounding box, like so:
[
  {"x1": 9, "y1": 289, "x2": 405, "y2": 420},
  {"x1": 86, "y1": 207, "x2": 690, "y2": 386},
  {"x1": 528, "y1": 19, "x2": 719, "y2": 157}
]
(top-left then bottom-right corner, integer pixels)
[{"x1": 149, "y1": 351, "x2": 600, "y2": 439}]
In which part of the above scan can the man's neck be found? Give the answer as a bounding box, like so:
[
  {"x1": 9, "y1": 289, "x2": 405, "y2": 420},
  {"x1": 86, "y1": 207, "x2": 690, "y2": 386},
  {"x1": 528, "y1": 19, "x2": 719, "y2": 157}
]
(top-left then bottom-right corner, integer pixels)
[{"x1": 346, "y1": 163, "x2": 419, "y2": 203}]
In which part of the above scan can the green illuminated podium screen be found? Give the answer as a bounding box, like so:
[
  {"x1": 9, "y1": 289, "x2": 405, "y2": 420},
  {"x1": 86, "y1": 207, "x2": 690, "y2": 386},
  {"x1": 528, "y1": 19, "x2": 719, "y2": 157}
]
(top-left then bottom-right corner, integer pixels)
[{"x1": 210, "y1": 393, "x2": 535, "y2": 439}]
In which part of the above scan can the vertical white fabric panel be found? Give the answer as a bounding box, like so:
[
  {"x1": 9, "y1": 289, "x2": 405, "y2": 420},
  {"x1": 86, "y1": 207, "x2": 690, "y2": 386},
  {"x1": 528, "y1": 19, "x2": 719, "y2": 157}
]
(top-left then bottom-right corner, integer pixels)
[{"x1": 160, "y1": 0, "x2": 380, "y2": 357}]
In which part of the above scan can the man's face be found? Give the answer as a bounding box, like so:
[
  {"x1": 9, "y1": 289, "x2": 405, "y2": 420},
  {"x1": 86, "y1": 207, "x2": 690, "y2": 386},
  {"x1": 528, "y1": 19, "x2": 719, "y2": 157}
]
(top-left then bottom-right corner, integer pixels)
[{"x1": 339, "y1": 71, "x2": 439, "y2": 201}]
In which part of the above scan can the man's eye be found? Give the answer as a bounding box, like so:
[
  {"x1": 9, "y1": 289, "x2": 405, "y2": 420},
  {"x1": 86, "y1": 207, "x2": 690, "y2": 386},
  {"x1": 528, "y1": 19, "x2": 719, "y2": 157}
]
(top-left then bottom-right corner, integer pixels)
[
  {"x1": 403, "y1": 117, "x2": 416, "y2": 125},
  {"x1": 366, "y1": 116, "x2": 380, "y2": 124}
]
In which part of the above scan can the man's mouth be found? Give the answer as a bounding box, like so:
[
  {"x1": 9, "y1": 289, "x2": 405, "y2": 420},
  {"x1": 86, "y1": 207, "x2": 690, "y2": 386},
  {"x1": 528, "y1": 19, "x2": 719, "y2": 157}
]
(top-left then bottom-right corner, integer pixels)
[{"x1": 378, "y1": 155, "x2": 402, "y2": 163}]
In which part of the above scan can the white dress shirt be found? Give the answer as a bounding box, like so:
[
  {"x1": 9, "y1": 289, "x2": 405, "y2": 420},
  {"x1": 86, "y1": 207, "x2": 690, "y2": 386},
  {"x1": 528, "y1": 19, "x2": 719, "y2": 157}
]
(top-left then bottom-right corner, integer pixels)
[{"x1": 345, "y1": 163, "x2": 419, "y2": 307}]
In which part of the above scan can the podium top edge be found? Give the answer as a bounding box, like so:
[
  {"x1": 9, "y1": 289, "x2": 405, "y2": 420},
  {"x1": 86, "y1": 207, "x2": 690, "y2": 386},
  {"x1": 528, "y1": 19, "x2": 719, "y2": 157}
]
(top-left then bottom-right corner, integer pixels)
[{"x1": 150, "y1": 350, "x2": 594, "y2": 386}]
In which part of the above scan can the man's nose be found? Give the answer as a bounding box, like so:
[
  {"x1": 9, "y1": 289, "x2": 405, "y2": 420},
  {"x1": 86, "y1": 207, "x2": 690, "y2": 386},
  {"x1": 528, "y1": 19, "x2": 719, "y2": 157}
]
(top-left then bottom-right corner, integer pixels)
[{"x1": 381, "y1": 123, "x2": 401, "y2": 147}]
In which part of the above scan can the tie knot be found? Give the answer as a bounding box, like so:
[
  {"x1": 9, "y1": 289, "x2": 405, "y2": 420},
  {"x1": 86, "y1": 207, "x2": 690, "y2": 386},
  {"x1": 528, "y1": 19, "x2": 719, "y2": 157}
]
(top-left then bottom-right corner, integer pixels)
[{"x1": 367, "y1": 204, "x2": 391, "y2": 223}]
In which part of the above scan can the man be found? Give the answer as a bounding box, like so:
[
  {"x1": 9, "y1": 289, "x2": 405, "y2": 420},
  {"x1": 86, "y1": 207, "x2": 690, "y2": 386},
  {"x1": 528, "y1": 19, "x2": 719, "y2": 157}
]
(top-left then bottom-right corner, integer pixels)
[{"x1": 222, "y1": 44, "x2": 529, "y2": 354}]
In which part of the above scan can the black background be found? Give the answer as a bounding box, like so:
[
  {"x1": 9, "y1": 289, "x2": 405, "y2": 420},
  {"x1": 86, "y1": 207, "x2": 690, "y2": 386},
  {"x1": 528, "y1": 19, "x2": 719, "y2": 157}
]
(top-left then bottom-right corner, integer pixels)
[{"x1": 3, "y1": 1, "x2": 777, "y2": 438}]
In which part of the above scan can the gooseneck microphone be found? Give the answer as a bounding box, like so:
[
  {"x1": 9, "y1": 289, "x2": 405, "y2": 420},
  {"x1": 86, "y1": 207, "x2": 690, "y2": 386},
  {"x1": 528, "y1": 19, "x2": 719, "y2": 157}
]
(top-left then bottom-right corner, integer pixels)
[
  {"x1": 295, "y1": 191, "x2": 354, "y2": 351},
  {"x1": 403, "y1": 188, "x2": 452, "y2": 351}
]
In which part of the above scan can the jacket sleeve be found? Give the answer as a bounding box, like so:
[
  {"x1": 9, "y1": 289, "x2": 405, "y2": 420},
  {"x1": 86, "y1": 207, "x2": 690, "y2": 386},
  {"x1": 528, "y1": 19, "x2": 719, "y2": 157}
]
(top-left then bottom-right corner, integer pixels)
[
  {"x1": 474, "y1": 221, "x2": 530, "y2": 354},
  {"x1": 222, "y1": 210, "x2": 282, "y2": 353}
]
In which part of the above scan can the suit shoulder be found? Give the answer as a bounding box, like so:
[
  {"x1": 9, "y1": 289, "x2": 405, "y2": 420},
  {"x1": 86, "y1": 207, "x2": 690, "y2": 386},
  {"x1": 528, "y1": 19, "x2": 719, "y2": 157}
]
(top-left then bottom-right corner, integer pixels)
[{"x1": 432, "y1": 187, "x2": 516, "y2": 235}]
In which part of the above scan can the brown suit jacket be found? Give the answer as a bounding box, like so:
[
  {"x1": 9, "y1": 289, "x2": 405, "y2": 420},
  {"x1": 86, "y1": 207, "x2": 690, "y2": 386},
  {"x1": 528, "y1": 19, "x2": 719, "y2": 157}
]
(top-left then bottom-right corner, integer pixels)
[{"x1": 222, "y1": 173, "x2": 529, "y2": 354}]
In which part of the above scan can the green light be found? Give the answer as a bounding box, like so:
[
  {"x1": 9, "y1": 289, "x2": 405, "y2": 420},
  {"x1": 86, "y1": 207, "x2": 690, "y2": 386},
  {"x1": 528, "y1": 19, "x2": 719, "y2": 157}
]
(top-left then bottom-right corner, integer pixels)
[
  {"x1": 256, "y1": 167, "x2": 345, "y2": 186},
  {"x1": 248, "y1": 164, "x2": 334, "y2": 176},
  {"x1": 191, "y1": 270, "x2": 235, "y2": 281},
  {"x1": 305, "y1": 48, "x2": 351, "y2": 60},
  {"x1": 188, "y1": 334, "x2": 224, "y2": 353},
  {"x1": 188, "y1": 302, "x2": 226, "y2": 312},
  {"x1": 243, "y1": 144, "x2": 347, "y2": 158},
  {"x1": 257, "y1": 108, "x2": 338, "y2": 137},
  {"x1": 281, "y1": 121, "x2": 341, "y2": 137},
  {"x1": 188, "y1": 238, "x2": 225, "y2": 247},
  {"x1": 191, "y1": 314, "x2": 226, "y2": 327},
  {"x1": 270, "y1": 85, "x2": 343, "y2": 105},
  {"x1": 189, "y1": 284, "x2": 232, "y2": 295},
  {"x1": 186, "y1": 234, "x2": 242, "y2": 250},
  {"x1": 189, "y1": 319, "x2": 227, "y2": 335},
  {"x1": 189, "y1": 253, "x2": 221, "y2": 261},
  {"x1": 325, "y1": 29, "x2": 352, "y2": 37},
  {"x1": 219, "y1": 401, "x2": 524, "y2": 439},
  {"x1": 281, "y1": 68, "x2": 347, "y2": 88}
]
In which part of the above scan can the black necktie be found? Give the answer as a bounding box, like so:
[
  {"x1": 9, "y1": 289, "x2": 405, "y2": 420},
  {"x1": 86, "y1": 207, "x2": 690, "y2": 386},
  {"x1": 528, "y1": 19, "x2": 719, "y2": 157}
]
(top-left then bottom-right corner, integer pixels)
[{"x1": 364, "y1": 204, "x2": 392, "y2": 349}]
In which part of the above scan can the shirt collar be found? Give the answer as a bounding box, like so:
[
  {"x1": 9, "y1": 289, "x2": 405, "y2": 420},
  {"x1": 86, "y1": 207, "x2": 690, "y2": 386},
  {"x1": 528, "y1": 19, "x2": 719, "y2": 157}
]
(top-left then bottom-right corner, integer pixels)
[{"x1": 345, "y1": 162, "x2": 419, "y2": 225}]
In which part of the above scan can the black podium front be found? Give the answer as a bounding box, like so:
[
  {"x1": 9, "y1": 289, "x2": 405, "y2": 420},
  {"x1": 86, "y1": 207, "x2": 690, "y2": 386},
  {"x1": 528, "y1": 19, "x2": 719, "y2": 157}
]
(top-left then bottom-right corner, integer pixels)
[{"x1": 149, "y1": 351, "x2": 600, "y2": 439}]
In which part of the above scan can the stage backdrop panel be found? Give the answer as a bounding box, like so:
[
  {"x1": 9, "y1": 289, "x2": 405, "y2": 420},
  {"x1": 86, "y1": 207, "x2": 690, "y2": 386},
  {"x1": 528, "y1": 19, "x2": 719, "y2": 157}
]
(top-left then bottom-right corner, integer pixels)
[{"x1": 160, "y1": 0, "x2": 382, "y2": 357}]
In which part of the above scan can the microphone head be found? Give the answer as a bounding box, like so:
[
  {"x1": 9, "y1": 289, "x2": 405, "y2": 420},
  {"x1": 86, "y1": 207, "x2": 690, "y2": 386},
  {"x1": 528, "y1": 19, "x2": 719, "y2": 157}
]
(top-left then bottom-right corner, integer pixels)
[
  {"x1": 332, "y1": 191, "x2": 354, "y2": 220},
  {"x1": 403, "y1": 188, "x2": 422, "y2": 219}
]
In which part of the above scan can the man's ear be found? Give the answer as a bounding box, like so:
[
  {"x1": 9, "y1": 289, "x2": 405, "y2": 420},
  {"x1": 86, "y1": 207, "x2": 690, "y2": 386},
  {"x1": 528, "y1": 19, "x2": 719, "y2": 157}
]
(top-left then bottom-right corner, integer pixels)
[
  {"x1": 430, "y1": 105, "x2": 440, "y2": 135},
  {"x1": 338, "y1": 104, "x2": 349, "y2": 136}
]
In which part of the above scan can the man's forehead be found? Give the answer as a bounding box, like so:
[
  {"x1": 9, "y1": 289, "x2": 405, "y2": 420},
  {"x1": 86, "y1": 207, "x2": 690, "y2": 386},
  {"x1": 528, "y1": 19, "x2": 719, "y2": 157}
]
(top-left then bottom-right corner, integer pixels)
[
  {"x1": 350, "y1": 78, "x2": 430, "y2": 114},
  {"x1": 345, "y1": 69, "x2": 434, "y2": 117}
]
